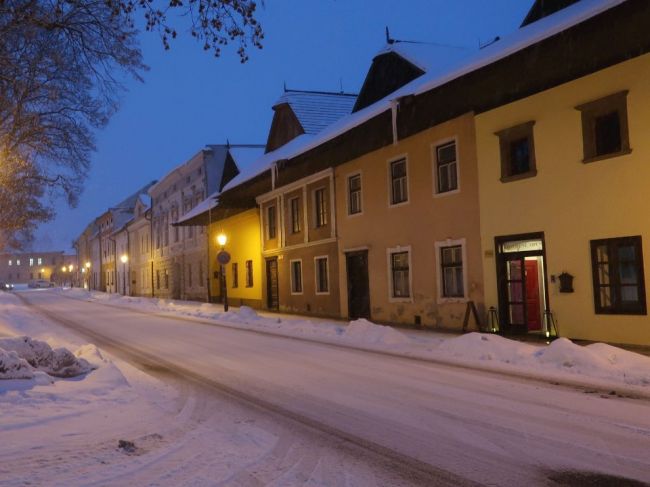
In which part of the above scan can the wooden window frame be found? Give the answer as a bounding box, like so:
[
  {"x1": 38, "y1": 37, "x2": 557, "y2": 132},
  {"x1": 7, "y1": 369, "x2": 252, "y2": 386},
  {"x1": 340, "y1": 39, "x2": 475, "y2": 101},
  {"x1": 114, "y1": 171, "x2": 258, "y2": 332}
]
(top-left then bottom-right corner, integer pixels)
[
  {"x1": 576, "y1": 91, "x2": 631, "y2": 164},
  {"x1": 495, "y1": 121, "x2": 537, "y2": 182},
  {"x1": 590, "y1": 236, "x2": 646, "y2": 315},
  {"x1": 389, "y1": 157, "x2": 409, "y2": 206},
  {"x1": 290, "y1": 259, "x2": 303, "y2": 295},
  {"x1": 266, "y1": 205, "x2": 277, "y2": 240},
  {"x1": 438, "y1": 243, "x2": 466, "y2": 299},
  {"x1": 314, "y1": 256, "x2": 329, "y2": 295},
  {"x1": 289, "y1": 197, "x2": 301, "y2": 234},
  {"x1": 387, "y1": 247, "x2": 412, "y2": 301},
  {"x1": 314, "y1": 187, "x2": 328, "y2": 228},
  {"x1": 245, "y1": 260, "x2": 253, "y2": 288},
  {"x1": 231, "y1": 262, "x2": 238, "y2": 288},
  {"x1": 434, "y1": 139, "x2": 459, "y2": 194},
  {"x1": 347, "y1": 173, "x2": 362, "y2": 216}
]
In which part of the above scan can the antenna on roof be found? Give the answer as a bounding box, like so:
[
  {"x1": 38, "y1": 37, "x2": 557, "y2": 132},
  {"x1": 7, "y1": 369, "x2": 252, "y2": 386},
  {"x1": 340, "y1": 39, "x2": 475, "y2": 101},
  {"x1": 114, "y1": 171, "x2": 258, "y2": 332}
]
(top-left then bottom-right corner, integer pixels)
[
  {"x1": 226, "y1": 138, "x2": 230, "y2": 148},
  {"x1": 385, "y1": 26, "x2": 394, "y2": 45}
]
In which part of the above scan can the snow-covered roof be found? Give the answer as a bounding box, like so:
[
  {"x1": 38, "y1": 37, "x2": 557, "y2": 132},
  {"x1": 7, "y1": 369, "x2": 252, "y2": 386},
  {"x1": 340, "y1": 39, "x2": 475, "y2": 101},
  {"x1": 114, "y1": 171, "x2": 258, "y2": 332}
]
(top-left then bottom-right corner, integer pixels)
[
  {"x1": 376, "y1": 41, "x2": 469, "y2": 73},
  {"x1": 259, "y1": 0, "x2": 625, "y2": 168},
  {"x1": 176, "y1": 192, "x2": 219, "y2": 224},
  {"x1": 273, "y1": 90, "x2": 357, "y2": 135}
]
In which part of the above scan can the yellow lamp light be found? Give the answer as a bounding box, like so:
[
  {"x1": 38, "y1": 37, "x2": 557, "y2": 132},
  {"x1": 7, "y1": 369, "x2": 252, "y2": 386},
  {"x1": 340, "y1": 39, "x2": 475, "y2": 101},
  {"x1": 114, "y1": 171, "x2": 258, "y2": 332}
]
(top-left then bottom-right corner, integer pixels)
[
  {"x1": 85, "y1": 262, "x2": 91, "y2": 269},
  {"x1": 216, "y1": 233, "x2": 227, "y2": 247},
  {"x1": 120, "y1": 254, "x2": 128, "y2": 264},
  {"x1": 61, "y1": 266, "x2": 66, "y2": 272},
  {"x1": 68, "y1": 264, "x2": 73, "y2": 272}
]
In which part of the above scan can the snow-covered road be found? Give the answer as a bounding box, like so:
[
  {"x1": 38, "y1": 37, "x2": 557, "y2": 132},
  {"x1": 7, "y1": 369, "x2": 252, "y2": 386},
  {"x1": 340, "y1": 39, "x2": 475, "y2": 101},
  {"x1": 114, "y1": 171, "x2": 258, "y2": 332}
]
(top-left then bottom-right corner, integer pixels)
[{"x1": 12, "y1": 290, "x2": 650, "y2": 486}]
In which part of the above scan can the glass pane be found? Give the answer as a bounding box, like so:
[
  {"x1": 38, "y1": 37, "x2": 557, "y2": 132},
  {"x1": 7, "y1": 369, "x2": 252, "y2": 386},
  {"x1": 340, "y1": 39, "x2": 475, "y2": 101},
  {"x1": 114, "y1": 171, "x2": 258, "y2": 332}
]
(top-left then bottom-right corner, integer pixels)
[
  {"x1": 621, "y1": 285, "x2": 639, "y2": 302},
  {"x1": 449, "y1": 162, "x2": 458, "y2": 190},
  {"x1": 507, "y1": 260, "x2": 522, "y2": 280},
  {"x1": 392, "y1": 160, "x2": 406, "y2": 178},
  {"x1": 392, "y1": 252, "x2": 408, "y2": 269},
  {"x1": 455, "y1": 267, "x2": 464, "y2": 296},
  {"x1": 596, "y1": 244, "x2": 608, "y2": 262},
  {"x1": 438, "y1": 166, "x2": 449, "y2": 192},
  {"x1": 598, "y1": 263, "x2": 610, "y2": 285},
  {"x1": 509, "y1": 137, "x2": 531, "y2": 175},
  {"x1": 619, "y1": 261, "x2": 638, "y2": 285},
  {"x1": 437, "y1": 142, "x2": 456, "y2": 164},
  {"x1": 509, "y1": 304, "x2": 525, "y2": 324},
  {"x1": 508, "y1": 281, "x2": 523, "y2": 302},
  {"x1": 595, "y1": 111, "x2": 622, "y2": 156},
  {"x1": 618, "y1": 245, "x2": 636, "y2": 262},
  {"x1": 599, "y1": 286, "x2": 612, "y2": 308}
]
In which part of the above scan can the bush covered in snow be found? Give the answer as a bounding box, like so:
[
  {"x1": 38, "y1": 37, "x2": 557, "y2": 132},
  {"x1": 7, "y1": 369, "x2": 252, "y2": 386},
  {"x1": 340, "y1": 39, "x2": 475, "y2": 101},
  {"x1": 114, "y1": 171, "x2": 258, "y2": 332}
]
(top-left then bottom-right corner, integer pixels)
[{"x1": 0, "y1": 336, "x2": 96, "y2": 379}]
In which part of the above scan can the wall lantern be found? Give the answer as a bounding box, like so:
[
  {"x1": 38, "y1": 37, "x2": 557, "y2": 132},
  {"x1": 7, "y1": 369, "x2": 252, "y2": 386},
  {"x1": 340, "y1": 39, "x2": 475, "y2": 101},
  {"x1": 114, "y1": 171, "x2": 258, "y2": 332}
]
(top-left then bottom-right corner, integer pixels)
[{"x1": 558, "y1": 272, "x2": 574, "y2": 293}]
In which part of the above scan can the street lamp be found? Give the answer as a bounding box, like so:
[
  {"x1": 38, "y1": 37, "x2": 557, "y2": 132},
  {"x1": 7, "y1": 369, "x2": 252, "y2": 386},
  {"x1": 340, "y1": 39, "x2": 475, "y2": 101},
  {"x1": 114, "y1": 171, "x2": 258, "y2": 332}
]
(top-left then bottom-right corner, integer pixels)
[
  {"x1": 120, "y1": 254, "x2": 128, "y2": 296},
  {"x1": 216, "y1": 233, "x2": 230, "y2": 312}
]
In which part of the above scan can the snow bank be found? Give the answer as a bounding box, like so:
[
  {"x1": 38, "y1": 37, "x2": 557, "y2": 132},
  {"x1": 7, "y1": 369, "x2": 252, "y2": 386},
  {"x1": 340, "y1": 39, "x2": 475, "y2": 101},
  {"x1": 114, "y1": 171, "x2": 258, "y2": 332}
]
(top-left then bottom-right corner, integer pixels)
[
  {"x1": 344, "y1": 319, "x2": 410, "y2": 346},
  {"x1": 0, "y1": 336, "x2": 95, "y2": 378},
  {"x1": 0, "y1": 349, "x2": 34, "y2": 379}
]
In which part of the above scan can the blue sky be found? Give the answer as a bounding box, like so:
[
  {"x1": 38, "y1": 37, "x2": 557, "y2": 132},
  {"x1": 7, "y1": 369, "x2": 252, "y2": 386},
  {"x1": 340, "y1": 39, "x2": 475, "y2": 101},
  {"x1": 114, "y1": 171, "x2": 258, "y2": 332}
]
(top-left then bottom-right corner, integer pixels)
[{"x1": 36, "y1": 0, "x2": 533, "y2": 252}]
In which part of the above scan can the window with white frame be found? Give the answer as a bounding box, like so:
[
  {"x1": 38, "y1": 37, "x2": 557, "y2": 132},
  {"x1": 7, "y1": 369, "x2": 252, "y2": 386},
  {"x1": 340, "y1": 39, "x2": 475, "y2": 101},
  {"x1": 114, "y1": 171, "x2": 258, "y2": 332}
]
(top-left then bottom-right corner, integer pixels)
[
  {"x1": 436, "y1": 141, "x2": 458, "y2": 193},
  {"x1": 440, "y1": 245, "x2": 464, "y2": 297},
  {"x1": 348, "y1": 174, "x2": 362, "y2": 215},
  {"x1": 290, "y1": 197, "x2": 301, "y2": 233},
  {"x1": 315, "y1": 256, "x2": 329, "y2": 293},
  {"x1": 266, "y1": 205, "x2": 277, "y2": 239},
  {"x1": 390, "y1": 158, "x2": 408, "y2": 205},
  {"x1": 290, "y1": 260, "x2": 303, "y2": 294},
  {"x1": 314, "y1": 188, "x2": 327, "y2": 227},
  {"x1": 390, "y1": 250, "x2": 410, "y2": 298}
]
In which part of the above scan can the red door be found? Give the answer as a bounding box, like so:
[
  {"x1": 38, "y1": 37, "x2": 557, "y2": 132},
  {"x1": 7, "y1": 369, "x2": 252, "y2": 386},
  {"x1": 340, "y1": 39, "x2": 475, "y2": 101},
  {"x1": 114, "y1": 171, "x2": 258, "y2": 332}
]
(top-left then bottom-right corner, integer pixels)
[{"x1": 525, "y1": 260, "x2": 541, "y2": 330}]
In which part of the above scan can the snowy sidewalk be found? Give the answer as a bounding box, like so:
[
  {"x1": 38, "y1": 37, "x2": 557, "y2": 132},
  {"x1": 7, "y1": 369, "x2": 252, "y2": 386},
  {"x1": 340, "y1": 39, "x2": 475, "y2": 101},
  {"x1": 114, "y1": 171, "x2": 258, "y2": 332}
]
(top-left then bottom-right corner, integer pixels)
[{"x1": 45, "y1": 287, "x2": 650, "y2": 399}]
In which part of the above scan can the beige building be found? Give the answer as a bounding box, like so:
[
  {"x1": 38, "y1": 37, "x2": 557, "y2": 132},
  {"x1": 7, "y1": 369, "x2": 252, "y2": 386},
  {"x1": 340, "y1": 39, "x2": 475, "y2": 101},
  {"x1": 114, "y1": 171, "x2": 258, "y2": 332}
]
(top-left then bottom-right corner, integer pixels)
[{"x1": 0, "y1": 251, "x2": 74, "y2": 285}]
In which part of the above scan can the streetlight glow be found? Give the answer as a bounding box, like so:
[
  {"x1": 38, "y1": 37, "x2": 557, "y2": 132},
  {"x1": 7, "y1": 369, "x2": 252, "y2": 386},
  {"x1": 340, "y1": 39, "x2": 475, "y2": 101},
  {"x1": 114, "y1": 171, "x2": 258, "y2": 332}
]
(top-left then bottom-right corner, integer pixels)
[
  {"x1": 85, "y1": 262, "x2": 91, "y2": 269},
  {"x1": 217, "y1": 233, "x2": 227, "y2": 247},
  {"x1": 68, "y1": 264, "x2": 73, "y2": 272},
  {"x1": 120, "y1": 254, "x2": 128, "y2": 264},
  {"x1": 61, "y1": 266, "x2": 67, "y2": 272}
]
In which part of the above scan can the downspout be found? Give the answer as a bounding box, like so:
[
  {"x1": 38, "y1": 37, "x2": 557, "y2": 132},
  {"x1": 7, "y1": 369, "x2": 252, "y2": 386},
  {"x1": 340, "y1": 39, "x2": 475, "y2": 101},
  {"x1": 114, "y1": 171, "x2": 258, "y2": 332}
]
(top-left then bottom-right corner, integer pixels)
[{"x1": 390, "y1": 98, "x2": 400, "y2": 145}]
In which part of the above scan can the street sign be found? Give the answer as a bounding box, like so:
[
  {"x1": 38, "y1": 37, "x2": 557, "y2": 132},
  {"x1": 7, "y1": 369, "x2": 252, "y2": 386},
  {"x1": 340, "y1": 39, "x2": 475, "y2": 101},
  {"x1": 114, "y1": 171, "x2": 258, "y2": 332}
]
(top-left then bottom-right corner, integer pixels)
[{"x1": 217, "y1": 250, "x2": 231, "y2": 265}]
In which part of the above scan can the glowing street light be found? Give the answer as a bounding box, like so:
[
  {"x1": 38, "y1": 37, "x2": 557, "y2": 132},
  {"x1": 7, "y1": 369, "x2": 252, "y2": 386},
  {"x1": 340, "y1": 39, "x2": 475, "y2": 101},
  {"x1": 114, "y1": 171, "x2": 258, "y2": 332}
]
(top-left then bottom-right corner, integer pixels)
[
  {"x1": 217, "y1": 233, "x2": 227, "y2": 247},
  {"x1": 120, "y1": 254, "x2": 128, "y2": 296}
]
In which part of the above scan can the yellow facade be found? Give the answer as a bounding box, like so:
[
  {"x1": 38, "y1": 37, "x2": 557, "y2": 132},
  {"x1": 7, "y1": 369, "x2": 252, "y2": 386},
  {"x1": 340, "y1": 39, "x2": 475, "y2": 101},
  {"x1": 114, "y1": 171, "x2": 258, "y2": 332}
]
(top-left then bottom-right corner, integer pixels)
[
  {"x1": 476, "y1": 53, "x2": 650, "y2": 346},
  {"x1": 208, "y1": 208, "x2": 263, "y2": 308}
]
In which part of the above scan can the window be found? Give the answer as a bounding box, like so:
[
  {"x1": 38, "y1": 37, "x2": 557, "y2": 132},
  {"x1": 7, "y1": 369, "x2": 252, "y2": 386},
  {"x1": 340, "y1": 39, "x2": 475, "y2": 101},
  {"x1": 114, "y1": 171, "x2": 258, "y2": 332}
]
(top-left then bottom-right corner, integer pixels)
[
  {"x1": 390, "y1": 158, "x2": 408, "y2": 205},
  {"x1": 8, "y1": 260, "x2": 11, "y2": 266},
  {"x1": 37, "y1": 257, "x2": 42, "y2": 265},
  {"x1": 496, "y1": 121, "x2": 536, "y2": 182},
  {"x1": 290, "y1": 260, "x2": 303, "y2": 294},
  {"x1": 16, "y1": 259, "x2": 20, "y2": 266},
  {"x1": 440, "y1": 245, "x2": 464, "y2": 298},
  {"x1": 591, "y1": 236, "x2": 646, "y2": 315},
  {"x1": 232, "y1": 262, "x2": 238, "y2": 288},
  {"x1": 246, "y1": 260, "x2": 253, "y2": 287},
  {"x1": 348, "y1": 174, "x2": 362, "y2": 215},
  {"x1": 576, "y1": 91, "x2": 630, "y2": 162},
  {"x1": 315, "y1": 257, "x2": 329, "y2": 294},
  {"x1": 436, "y1": 141, "x2": 458, "y2": 193},
  {"x1": 29, "y1": 258, "x2": 34, "y2": 267},
  {"x1": 390, "y1": 250, "x2": 410, "y2": 298},
  {"x1": 290, "y1": 197, "x2": 301, "y2": 233},
  {"x1": 266, "y1": 205, "x2": 277, "y2": 240},
  {"x1": 314, "y1": 188, "x2": 328, "y2": 227}
]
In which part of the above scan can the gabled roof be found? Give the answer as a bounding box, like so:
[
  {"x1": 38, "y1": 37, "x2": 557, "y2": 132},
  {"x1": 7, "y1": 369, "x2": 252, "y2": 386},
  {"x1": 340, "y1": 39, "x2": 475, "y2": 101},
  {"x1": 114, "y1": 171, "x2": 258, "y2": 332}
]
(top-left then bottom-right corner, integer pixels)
[
  {"x1": 375, "y1": 40, "x2": 469, "y2": 74},
  {"x1": 257, "y1": 0, "x2": 626, "y2": 170},
  {"x1": 273, "y1": 89, "x2": 357, "y2": 135}
]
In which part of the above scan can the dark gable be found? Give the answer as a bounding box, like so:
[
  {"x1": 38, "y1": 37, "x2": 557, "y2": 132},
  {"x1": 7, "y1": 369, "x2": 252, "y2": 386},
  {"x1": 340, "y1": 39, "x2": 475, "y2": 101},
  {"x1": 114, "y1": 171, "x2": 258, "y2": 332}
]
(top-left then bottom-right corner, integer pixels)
[
  {"x1": 521, "y1": 0, "x2": 581, "y2": 27},
  {"x1": 352, "y1": 51, "x2": 424, "y2": 113},
  {"x1": 265, "y1": 103, "x2": 305, "y2": 153}
]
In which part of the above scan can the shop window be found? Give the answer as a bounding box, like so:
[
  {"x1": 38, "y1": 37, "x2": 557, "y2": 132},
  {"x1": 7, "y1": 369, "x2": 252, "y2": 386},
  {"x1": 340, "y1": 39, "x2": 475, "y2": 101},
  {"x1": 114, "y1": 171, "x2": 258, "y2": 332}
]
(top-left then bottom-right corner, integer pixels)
[
  {"x1": 576, "y1": 91, "x2": 630, "y2": 162},
  {"x1": 496, "y1": 121, "x2": 536, "y2": 182},
  {"x1": 591, "y1": 236, "x2": 646, "y2": 314}
]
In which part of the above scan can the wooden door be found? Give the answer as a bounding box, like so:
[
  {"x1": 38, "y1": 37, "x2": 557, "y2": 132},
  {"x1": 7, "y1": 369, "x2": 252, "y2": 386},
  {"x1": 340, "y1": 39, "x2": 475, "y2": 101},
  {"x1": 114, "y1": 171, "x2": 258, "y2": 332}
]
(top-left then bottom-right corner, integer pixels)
[
  {"x1": 266, "y1": 258, "x2": 279, "y2": 310},
  {"x1": 346, "y1": 251, "x2": 370, "y2": 320},
  {"x1": 525, "y1": 260, "x2": 542, "y2": 330}
]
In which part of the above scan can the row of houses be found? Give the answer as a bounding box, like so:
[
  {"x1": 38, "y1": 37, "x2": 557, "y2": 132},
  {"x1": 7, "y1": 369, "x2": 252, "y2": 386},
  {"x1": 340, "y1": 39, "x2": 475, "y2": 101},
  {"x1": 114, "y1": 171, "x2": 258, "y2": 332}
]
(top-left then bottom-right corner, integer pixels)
[
  {"x1": 75, "y1": 0, "x2": 650, "y2": 347},
  {"x1": 0, "y1": 252, "x2": 76, "y2": 284}
]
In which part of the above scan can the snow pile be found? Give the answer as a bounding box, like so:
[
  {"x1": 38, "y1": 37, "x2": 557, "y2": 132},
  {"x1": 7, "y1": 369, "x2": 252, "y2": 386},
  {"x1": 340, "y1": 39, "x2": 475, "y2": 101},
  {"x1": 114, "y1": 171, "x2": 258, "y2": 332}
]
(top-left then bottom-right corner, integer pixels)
[
  {"x1": 343, "y1": 319, "x2": 410, "y2": 346},
  {"x1": 0, "y1": 336, "x2": 96, "y2": 379},
  {"x1": 0, "y1": 349, "x2": 34, "y2": 379}
]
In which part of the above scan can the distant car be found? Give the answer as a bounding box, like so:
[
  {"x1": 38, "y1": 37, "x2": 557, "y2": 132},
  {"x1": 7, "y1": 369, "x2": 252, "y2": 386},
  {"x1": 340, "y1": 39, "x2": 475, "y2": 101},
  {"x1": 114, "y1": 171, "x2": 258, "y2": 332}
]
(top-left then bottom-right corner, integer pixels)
[
  {"x1": 0, "y1": 282, "x2": 13, "y2": 291},
  {"x1": 28, "y1": 279, "x2": 55, "y2": 288}
]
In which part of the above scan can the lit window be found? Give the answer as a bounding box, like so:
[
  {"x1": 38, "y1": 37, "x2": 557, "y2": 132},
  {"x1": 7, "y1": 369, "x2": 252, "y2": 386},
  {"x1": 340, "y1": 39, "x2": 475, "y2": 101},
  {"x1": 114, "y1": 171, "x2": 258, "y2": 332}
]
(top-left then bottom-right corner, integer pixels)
[
  {"x1": 8, "y1": 260, "x2": 11, "y2": 266},
  {"x1": 37, "y1": 257, "x2": 42, "y2": 265},
  {"x1": 29, "y1": 258, "x2": 34, "y2": 267}
]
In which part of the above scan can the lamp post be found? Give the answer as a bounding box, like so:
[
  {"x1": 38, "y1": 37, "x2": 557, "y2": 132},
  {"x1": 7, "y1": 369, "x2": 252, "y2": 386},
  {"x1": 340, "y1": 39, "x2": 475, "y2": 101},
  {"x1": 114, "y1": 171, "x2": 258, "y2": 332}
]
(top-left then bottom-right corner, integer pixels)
[
  {"x1": 85, "y1": 262, "x2": 91, "y2": 289},
  {"x1": 120, "y1": 254, "x2": 128, "y2": 296},
  {"x1": 216, "y1": 233, "x2": 230, "y2": 312}
]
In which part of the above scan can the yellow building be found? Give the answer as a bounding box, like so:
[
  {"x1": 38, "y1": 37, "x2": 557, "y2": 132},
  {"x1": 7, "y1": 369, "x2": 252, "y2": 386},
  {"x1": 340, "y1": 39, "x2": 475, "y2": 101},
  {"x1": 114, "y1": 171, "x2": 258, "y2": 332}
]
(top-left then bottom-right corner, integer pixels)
[
  {"x1": 208, "y1": 208, "x2": 264, "y2": 308},
  {"x1": 475, "y1": 3, "x2": 650, "y2": 346}
]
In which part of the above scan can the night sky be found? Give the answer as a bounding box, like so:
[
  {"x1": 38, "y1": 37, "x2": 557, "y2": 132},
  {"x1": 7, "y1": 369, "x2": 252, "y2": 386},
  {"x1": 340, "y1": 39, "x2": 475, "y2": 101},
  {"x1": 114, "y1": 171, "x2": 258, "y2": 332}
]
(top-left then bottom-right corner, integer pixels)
[{"x1": 36, "y1": 0, "x2": 532, "y2": 252}]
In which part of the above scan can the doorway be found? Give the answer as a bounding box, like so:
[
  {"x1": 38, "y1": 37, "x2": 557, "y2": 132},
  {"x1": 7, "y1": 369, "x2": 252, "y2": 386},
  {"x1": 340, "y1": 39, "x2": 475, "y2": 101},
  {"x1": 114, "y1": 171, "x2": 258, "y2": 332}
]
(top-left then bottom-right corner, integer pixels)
[
  {"x1": 266, "y1": 257, "x2": 279, "y2": 310},
  {"x1": 346, "y1": 250, "x2": 370, "y2": 320},
  {"x1": 495, "y1": 233, "x2": 549, "y2": 334}
]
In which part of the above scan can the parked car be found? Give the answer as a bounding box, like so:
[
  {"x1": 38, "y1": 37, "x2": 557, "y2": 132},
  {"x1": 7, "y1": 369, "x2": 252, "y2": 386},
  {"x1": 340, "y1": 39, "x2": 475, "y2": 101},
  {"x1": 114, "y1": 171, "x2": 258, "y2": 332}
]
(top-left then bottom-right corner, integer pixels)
[
  {"x1": 0, "y1": 282, "x2": 13, "y2": 291},
  {"x1": 28, "y1": 279, "x2": 55, "y2": 288}
]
